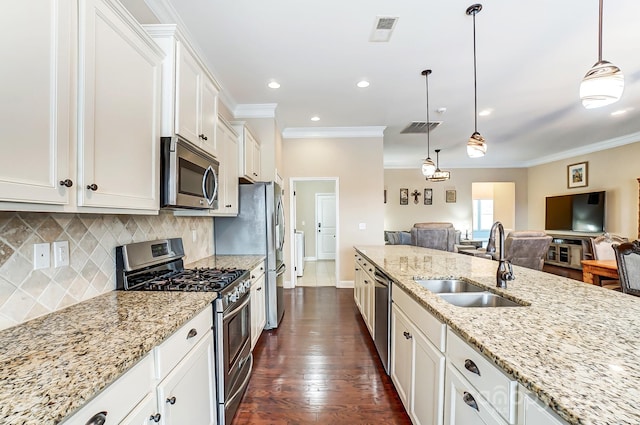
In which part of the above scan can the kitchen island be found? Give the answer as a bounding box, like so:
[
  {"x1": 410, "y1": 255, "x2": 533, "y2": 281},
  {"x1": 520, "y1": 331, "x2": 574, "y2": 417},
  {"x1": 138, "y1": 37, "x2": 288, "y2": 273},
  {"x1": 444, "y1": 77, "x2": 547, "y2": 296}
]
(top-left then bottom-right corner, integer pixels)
[
  {"x1": 0, "y1": 254, "x2": 264, "y2": 425},
  {"x1": 356, "y1": 244, "x2": 640, "y2": 425}
]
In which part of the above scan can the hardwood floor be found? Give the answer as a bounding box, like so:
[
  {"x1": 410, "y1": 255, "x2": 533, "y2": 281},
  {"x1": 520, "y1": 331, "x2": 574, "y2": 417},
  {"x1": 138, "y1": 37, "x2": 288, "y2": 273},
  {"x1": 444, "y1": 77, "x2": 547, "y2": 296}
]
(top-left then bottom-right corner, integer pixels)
[{"x1": 232, "y1": 287, "x2": 411, "y2": 424}]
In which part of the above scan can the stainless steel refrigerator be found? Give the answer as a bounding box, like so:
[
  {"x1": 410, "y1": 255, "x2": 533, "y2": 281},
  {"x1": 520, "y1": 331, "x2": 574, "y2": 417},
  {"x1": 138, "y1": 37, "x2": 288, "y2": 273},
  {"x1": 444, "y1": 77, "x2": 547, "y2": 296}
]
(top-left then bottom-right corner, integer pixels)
[{"x1": 214, "y1": 182, "x2": 285, "y2": 329}]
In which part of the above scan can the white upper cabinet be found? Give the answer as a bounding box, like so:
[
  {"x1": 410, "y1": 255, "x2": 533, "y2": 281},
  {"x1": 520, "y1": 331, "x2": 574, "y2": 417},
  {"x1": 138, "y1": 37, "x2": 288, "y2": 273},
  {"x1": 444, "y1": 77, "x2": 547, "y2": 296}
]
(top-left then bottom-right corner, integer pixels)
[
  {"x1": 78, "y1": 0, "x2": 163, "y2": 211},
  {"x1": 0, "y1": 0, "x2": 73, "y2": 205},
  {"x1": 216, "y1": 117, "x2": 239, "y2": 216},
  {"x1": 0, "y1": 0, "x2": 163, "y2": 214},
  {"x1": 145, "y1": 25, "x2": 220, "y2": 157},
  {"x1": 232, "y1": 122, "x2": 261, "y2": 183}
]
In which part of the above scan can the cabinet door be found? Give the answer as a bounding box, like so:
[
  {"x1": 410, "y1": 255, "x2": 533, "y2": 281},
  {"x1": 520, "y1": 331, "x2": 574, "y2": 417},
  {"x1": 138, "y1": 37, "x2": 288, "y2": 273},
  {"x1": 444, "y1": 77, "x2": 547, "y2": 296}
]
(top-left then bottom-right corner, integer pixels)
[
  {"x1": 250, "y1": 273, "x2": 266, "y2": 349},
  {"x1": 157, "y1": 334, "x2": 216, "y2": 425},
  {"x1": 174, "y1": 41, "x2": 200, "y2": 144},
  {"x1": 215, "y1": 119, "x2": 238, "y2": 215},
  {"x1": 243, "y1": 130, "x2": 255, "y2": 180},
  {"x1": 0, "y1": 0, "x2": 72, "y2": 204},
  {"x1": 251, "y1": 137, "x2": 261, "y2": 181},
  {"x1": 522, "y1": 392, "x2": 567, "y2": 425},
  {"x1": 354, "y1": 262, "x2": 362, "y2": 309},
  {"x1": 200, "y1": 78, "x2": 218, "y2": 156},
  {"x1": 412, "y1": 325, "x2": 445, "y2": 425},
  {"x1": 78, "y1": 0, "x2": 161, "y2": 211},
  {"x1": 390, "y1": 305, "x2": 412, "y2": 410}
]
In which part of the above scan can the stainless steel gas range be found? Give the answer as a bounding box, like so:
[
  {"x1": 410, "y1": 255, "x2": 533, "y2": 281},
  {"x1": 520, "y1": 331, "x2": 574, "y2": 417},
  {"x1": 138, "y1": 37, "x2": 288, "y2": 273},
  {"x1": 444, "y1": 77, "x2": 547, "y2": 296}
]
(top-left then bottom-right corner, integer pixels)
[{"x1": 115, "y1": 238, "x2": 252, "y2": 425}]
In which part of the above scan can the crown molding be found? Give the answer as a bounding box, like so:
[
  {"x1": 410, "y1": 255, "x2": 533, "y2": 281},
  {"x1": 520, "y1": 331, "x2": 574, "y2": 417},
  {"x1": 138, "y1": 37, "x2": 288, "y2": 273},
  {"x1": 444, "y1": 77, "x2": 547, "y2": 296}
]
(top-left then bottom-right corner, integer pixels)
[
  {"x1": 282, "y1": 126, "x2": 386, "y2": 139},
  {"x1": 234, "y1": 104, "x2": 278, "y2": 119},
  {"x1": 522, "y1": 131, "x2": 640, "y2": 167}
]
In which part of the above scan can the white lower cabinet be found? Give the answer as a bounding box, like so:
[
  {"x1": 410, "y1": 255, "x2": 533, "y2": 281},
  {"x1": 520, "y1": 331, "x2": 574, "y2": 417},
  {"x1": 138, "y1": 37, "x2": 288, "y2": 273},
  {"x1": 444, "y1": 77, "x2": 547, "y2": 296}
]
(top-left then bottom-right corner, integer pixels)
[
  {"x1": 444, "y1": 365, "x2": 508, "y2": 425},
  {"x1": 121, "y1": 393, "x2": 161, "y2": 425},
  {"x1": 156, "y1": 334, "x2": 216, "y2": 425},
  {"x1": 250, "y1": 262, "x2": 267, "y2": 349},
  {"x1": 391, "y1": 285, "x2": 446, "y2": 425}
]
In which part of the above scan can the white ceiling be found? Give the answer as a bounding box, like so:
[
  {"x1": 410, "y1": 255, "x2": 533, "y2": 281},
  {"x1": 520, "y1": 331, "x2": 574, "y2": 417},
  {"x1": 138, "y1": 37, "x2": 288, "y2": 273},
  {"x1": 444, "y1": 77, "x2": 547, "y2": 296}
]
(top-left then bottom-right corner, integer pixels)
[{"x1": 134, "y1": 0, "x2": 640, "y2": 169}]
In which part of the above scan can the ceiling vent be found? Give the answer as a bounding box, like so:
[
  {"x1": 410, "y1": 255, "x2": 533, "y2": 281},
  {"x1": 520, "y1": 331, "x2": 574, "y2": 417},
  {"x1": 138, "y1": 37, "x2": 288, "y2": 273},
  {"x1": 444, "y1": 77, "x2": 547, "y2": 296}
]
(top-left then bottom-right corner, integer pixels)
[
  {"x1": 400, "y1": 121, "x2": 441, "y2": 134},
  {"x1": 370, "y1": 16, "x2": 399, "y2": 42}
]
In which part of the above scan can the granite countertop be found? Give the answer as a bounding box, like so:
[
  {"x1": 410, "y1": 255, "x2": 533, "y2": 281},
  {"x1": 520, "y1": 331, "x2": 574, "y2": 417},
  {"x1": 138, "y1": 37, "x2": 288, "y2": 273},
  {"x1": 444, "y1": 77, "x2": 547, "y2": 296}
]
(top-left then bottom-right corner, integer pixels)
[
  {"x1": 355, "y1": 245, "x2": 640, "y2": 425},
  {"x1": 0, "y1": 255, "x2": 264, "y2": 425}
]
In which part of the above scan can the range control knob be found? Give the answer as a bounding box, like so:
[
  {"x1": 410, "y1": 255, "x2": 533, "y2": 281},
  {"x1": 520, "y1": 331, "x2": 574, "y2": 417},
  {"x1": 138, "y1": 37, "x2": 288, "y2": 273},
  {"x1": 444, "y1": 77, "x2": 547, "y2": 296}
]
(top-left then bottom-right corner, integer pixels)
[
  {"x1": 229, "y1": 290, "x2": 238, "y2": 303},
  {"x1": 245, "y1": 281, "x2": 252, "y2": 290}
]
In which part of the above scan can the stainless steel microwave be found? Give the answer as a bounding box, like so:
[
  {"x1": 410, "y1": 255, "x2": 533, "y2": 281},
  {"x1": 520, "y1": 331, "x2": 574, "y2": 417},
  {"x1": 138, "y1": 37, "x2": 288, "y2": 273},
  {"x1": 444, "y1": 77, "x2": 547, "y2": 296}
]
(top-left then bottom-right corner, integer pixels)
[{"x1": 161, "y1": 136, "x2": 219, "y2": 210}]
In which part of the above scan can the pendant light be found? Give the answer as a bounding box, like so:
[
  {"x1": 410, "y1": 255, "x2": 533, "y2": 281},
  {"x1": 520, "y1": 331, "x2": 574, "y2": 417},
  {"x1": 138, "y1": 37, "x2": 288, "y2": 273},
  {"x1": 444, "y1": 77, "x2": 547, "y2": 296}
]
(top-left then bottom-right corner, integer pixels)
[
  {"x1": 426, "y1": 149, "x2": 451, "y2": 182},
  {"x1": 580, "y1": 0, "x2": 624, "y2": 109},
  {"x1": 421, "y1": 69, "x2": 437, "y2": 177},
  {"x1": 466, "y1": 4, "x2": 487, "y2": 158}
]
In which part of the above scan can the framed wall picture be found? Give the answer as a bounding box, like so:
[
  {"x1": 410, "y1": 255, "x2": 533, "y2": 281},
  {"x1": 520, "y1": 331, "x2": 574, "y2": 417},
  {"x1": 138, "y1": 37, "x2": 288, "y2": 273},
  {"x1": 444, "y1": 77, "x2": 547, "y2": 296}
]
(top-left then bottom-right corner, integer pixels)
[
  {"x1": 400, "y1": 188, "x2": 408, "y2": 205},
  {"x1": 424, "y1": 188, "x2": 433, "y2": 205},
  {"x1": 445, "y1": 189, "x2": 456, "y2": 203},
  {"x1": 568, "y1": 161, "x2": 588, "y2": 188}
]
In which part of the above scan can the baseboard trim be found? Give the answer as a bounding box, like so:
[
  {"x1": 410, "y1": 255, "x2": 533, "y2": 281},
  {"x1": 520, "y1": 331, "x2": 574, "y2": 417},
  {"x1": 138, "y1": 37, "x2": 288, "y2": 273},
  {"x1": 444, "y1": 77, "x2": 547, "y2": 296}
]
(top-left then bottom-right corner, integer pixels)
[{"x1": 337, "y1": 280, "x2": 354, "y2": 289}]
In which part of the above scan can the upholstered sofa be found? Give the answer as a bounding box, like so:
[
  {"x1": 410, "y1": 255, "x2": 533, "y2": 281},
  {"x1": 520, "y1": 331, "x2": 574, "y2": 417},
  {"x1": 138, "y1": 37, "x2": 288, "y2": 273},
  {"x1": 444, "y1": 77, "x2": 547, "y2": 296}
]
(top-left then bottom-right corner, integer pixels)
[{"x1": 385, "y1": 222, "x2": 461, "y2": 252}]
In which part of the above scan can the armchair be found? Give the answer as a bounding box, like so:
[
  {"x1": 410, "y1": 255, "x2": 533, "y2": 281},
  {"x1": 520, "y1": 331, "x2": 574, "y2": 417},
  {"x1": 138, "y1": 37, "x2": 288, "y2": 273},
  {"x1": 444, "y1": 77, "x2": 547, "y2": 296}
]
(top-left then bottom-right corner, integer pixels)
[{"x1": 503, "y1": 231, "x2": 552, "y2": 271}]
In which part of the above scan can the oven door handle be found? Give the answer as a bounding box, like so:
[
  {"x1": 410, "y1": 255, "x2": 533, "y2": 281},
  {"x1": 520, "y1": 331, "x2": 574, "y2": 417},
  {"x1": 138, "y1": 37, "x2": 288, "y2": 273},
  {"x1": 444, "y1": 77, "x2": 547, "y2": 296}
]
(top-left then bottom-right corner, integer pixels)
[{"x1": 224, "y1": 292, "x2": 251, "y2": 319}]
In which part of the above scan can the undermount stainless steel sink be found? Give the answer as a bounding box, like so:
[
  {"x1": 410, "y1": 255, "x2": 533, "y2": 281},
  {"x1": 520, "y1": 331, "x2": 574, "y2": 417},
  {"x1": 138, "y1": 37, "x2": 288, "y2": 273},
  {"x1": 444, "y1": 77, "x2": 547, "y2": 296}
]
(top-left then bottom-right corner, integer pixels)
[
  {"x1": 438, "y1": 292, "x2": 525, "y2": 308},
  {"x1": 415, "y1": 279, "x2": 485, "y2": 293}
]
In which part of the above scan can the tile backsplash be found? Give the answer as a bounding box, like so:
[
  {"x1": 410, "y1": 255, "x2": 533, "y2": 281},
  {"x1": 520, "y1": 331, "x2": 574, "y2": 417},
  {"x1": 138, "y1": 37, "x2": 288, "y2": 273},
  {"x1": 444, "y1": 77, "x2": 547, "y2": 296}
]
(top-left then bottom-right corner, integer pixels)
[{"x1": 0, "y1": 211, "x2": 213, "y2": 331}]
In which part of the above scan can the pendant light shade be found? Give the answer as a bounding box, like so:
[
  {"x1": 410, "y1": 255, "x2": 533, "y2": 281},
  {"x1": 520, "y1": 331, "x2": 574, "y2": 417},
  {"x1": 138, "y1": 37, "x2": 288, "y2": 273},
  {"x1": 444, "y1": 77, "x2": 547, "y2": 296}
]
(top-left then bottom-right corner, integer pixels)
[
  {"x1": 426, "y1": 149, "x2": 450, "y2": 182},
  {"x1": 466, "y1": 4, "x2": 486, "y2": 158},
  {"x1": 421, "y1": 69, "x2": 437, "y2": 177},
  {"x1": 580, "y1": 0, "x2": 624, "y2": 109}
]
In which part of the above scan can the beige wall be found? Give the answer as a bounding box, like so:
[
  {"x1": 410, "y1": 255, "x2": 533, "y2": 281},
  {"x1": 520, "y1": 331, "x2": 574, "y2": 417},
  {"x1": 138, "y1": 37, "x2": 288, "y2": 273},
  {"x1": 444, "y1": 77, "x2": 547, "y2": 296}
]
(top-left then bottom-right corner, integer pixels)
[
  {"x1": 294, "y1": 180, "x2": 336, "y2": 258},
  {"x1": 282, "y1": 137, "x2": 384, "y2": 285},
  {"x1": 528, "y1": 141, "x2": 640, "y2": 239},
  {"x1": 384, "y1": 168, "x2": 529, "y2": 235}
]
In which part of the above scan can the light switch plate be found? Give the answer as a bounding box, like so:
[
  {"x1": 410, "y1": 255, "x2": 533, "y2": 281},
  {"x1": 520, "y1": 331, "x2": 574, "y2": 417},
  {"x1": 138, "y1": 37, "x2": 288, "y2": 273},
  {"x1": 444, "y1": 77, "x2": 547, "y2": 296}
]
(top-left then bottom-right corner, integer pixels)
[
  {"x1": 53, "y1": 241, "x2": 69, "y2": 267},
  {"x1": 34, "y1": 243, "x2": 50, "y2": 270},
  {"x1": 359, "y1": 223, "x2": 366, "y2": 230}
]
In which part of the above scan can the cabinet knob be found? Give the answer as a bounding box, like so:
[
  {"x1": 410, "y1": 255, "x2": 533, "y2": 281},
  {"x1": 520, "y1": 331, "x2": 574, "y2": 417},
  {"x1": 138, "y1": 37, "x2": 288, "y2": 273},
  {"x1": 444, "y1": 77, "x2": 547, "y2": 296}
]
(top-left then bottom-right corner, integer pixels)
[
  {"x1": 199, "y1": 133, "x2": 208, "y2": 141},
  {"x1": 462, "y1": 391, "x2": 479, "y2": 411},
  {"x1": 403, "y1": 331, "x2": 412, "y2": 340},
  {"x1": 186, "y1": 328, "x2": 198, "y2": 339},
  {"x1": 257, "y1": 287, "x2": 262, "y2": 291},
  {"x1": 149, "y1": 413, "x2": 161, "y2": 423},
  {"x1": 166, "y1": 396, "x2": 177, "y2": 405},
  {"x1": 59, "y1": 179, "x2": 73, "y2": 188},
  {"x1": 226, "y1": 204, "x2": 232, "y2": 208},
  {"x1": 85, "y1": 411, "x2": 107, "y2": 425},
  {"x1": 464, "y1": 359, "x2": 481, "y2": 376},
  {"x1": 86, "y1": 183, "x2": 98, "y2": 191}
]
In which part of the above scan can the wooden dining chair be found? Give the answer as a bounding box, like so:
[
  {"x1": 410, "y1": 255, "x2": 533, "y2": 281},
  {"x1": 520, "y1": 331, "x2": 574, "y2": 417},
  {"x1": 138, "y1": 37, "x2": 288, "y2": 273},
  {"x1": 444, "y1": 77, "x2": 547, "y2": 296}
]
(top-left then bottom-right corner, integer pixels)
[{"x1": 613, "y1": 240, "x2": 640, "y2": 297}]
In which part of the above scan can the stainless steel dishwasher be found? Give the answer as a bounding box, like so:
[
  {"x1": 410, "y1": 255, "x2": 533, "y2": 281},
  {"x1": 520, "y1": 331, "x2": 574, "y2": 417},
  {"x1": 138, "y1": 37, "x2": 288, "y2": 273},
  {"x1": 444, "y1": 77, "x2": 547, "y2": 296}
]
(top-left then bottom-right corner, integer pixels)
[{"x1": 373, "y1": 267, "x2": 392, "y2": 374}]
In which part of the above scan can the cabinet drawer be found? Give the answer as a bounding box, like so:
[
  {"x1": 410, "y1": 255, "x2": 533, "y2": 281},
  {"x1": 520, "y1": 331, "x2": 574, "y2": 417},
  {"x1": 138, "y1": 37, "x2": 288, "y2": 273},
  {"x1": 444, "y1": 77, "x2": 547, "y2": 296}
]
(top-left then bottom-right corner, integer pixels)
[
  {"x1": 62, "y1": 354, "x2": 154, "y2": 425},
  {"x1": 446, "y1": 329, "x2": 517, "y2": 424},
  {"x1": 393, "y1": 284, "x2": 446, "y2": 352},
  {"x1": 154, "y1": 305, "x2": 213, "y2": 379},
  {"x1": 445, "y1": 365, "x2": 508, "y2": 425},
  {"x1": 250, "y1": 261, "x2": 266, "y2": 281}
]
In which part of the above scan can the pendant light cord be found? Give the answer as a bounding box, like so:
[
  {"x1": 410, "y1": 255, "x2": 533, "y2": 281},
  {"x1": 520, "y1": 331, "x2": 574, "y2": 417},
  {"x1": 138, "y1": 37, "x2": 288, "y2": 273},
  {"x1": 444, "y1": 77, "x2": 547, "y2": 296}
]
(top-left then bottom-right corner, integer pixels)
[
  {"x1": 472, "y1": 11, "x2": 478, "y2": 133},
  {"x1": 598, "y1": 0, "x2": 603, "y2": 62},
  {"x1": 425, "y1": 70, "x2": 431, "y2": 156}
]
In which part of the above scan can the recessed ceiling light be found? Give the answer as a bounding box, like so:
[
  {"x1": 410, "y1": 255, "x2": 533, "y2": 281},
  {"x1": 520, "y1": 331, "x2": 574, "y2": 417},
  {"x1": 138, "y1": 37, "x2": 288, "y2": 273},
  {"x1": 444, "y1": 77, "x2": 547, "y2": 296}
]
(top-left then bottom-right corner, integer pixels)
[
  {"x1": 268, "y1": 81, "x2": 280, "y2": 89},
  {"x1": 311, "y1": 116, "x2": 320, "y2": 122},
  {"x1": 478, "y1": 109, "x2": 493, "y2": 116},
  {"x1": 357, "y1": 80, "x2": 370, "y2": 88},
  {"x1": 611, "y1": 109, "x2": 627, "y2": 116}
]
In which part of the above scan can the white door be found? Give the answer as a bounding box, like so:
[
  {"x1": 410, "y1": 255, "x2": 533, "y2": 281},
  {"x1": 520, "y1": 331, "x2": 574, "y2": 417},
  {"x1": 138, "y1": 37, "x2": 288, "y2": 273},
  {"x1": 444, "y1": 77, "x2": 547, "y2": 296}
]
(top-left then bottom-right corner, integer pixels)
[{"x1": 316, "y1": 193, "x2": 336, "y2": 260}]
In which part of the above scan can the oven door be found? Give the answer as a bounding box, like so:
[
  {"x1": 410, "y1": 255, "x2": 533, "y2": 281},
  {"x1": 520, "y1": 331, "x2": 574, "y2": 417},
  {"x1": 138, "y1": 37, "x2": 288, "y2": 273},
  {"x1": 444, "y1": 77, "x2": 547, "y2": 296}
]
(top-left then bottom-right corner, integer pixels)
[
  {"x1": 162, "y1": 136, "x2": 219, "y2": 210},
  {"x1": 216, "y1": 289, "x2": 252, "y2": 422}
]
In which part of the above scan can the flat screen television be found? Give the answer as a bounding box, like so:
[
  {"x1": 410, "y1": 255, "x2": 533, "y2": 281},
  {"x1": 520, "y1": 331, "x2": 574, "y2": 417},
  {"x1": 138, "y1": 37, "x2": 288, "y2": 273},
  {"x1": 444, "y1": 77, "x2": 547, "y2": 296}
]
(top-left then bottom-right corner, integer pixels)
[{"x1": 545, "y1": 191, "x2": 606, "y2": 232}]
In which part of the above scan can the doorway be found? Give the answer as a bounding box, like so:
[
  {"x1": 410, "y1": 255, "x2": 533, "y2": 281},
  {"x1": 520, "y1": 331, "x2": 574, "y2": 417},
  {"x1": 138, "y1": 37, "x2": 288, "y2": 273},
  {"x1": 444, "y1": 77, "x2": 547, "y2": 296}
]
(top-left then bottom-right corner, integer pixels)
[
  {"x1": 471, "y1": 182, "x2": 515, "y2": 245},
  {"x1": 289, "y1": 178, "x2": 339, "y2": 287}
]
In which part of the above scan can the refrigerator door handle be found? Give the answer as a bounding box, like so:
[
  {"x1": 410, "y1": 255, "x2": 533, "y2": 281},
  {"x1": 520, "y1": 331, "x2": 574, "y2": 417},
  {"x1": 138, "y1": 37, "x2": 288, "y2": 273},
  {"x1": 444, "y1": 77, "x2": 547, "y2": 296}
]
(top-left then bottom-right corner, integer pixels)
[{"x1": 276, "y1": 263, "x2": 287, "y2": 277}]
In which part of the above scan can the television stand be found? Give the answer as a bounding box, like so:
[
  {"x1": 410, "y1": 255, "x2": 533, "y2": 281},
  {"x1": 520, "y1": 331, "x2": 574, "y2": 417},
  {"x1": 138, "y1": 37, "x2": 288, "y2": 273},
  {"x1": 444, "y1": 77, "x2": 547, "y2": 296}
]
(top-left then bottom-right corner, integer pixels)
[{"x1": 543, "y1": 234, "x2": 595, "y2": 281}]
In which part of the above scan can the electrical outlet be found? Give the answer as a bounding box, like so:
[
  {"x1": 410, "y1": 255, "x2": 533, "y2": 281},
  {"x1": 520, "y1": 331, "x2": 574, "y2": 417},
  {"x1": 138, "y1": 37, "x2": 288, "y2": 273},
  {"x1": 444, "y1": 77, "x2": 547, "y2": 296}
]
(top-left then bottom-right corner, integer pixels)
[
  {"x1": 33, "y1": 243, "x2": 50, "y2": 270},
  {"x1": 53, "y1": 241, "x2": 69, "y2": 267}
]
